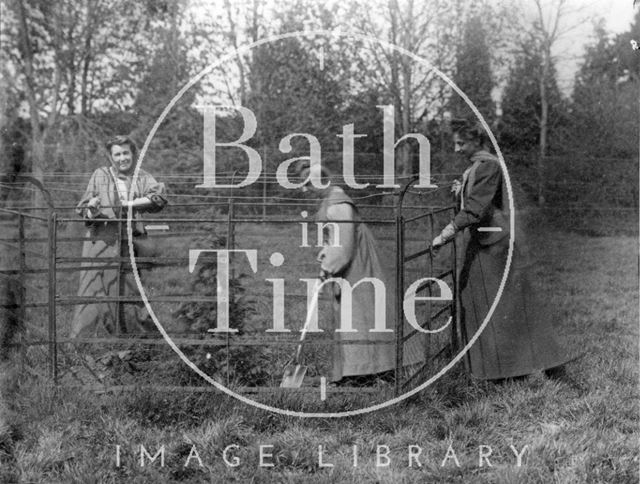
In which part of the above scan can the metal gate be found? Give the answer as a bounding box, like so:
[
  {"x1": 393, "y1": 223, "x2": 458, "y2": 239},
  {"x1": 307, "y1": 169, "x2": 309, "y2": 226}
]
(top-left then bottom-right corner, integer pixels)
[
  {"x1": 394, "y1": 176, "x2": 458, "y2": 394},
  {"x1": 2, "y1": 177, "x2": 459, "y2": 401}
]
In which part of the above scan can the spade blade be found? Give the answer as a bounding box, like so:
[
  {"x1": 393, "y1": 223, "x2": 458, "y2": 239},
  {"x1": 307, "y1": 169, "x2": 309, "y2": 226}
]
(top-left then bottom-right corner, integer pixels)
[{"x1": 280, "y1": 363, "x2": 308, "y2": 388}]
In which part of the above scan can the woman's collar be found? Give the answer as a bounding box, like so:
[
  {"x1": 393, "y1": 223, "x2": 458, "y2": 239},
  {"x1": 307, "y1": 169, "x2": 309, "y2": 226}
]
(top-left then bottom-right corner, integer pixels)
[
  {"x1": 470, "y1": 150, "x2": 495, "y2": 163},
  {"x1": 109, "y1": 166, "x2": 133, "y2": 179}
]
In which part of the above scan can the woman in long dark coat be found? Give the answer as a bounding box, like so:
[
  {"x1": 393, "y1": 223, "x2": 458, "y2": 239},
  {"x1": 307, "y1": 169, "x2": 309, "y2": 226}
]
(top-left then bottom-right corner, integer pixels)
[{"x1": 432, "y1": 123, "x2": 567, "y2": 380}]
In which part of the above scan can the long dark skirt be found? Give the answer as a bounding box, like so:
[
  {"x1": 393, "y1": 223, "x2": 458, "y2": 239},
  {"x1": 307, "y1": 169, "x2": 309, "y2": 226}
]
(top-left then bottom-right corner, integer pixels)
[{"x1": 458, "y1": 234, "x2": 567, "y2": 379}]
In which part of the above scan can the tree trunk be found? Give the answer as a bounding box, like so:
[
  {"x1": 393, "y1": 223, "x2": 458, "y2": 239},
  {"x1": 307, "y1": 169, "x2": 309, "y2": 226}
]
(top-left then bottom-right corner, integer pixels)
[
  {"x1": 30, "y1": 136, "x2": 46, "y2": 208},
  {"x1": 401, "y1": 61, "x2": 412, "y2": 175},
  {"x1": 538, "y1": 46, "x2": 549, "y2": 207},
  {"x1": 224, "y1": 0, "x2": 246, "y2": 105}
]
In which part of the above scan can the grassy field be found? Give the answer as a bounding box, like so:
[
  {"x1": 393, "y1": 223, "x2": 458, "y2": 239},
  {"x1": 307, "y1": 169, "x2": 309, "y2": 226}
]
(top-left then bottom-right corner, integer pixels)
[{"x1": 1, "y1": 225, "x2": 638, "y2": 483}]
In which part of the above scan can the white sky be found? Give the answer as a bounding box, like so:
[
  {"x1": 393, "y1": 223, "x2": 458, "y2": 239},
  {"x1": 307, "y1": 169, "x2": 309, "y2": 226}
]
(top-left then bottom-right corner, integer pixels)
[
  {"x1": 189, "y1": 0, "x2": 637, "y2": 97},
  {"x1": 604, "y1": 0, "x2": 635, "y2": 33},
  {"x1": 550, "y1": 0, "x2": 637, "y2": 92}
]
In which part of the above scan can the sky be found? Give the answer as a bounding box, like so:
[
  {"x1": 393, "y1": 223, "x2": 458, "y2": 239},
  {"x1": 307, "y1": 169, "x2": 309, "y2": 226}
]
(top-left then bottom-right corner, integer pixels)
[
  {"x1": 551, "y1": 0, "x2": 637, "y2": 92},
  {"x1": 604, "y1": 0, "x2": 635, "y2": 33},
  {"x1": 190, "y1": 0, "x2": 638, "y2": 97}
]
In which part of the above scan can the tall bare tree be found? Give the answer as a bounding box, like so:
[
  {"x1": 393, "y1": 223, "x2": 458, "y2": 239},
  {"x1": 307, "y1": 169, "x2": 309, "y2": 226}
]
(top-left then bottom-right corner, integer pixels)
[
  {"x1": 353, "y1": 0, "x2": 462, "y2": 175},
  {"x1": 3, "y1": 0, "x2": 154, "y2": 201},
  {"x1": 524, "y1": 0, "x2": 589, "y2": 205},
  {"x1": 12, "y1": 0, "x2": 64, "y2": 204}
]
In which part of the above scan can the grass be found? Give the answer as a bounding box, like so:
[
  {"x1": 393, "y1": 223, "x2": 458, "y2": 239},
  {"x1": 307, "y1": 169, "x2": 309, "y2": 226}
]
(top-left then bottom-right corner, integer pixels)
[{"x1": 0, "y1": 223, "x2": 638, "y2": 483}]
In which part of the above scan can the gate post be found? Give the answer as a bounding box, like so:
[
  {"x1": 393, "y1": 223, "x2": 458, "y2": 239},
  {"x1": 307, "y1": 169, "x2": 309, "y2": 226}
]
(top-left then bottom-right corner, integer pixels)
[
  {"x1": 262, "y1": 147, "x2": 268, "y2": 221},
  {"x1": 225, "y1": 197, "x2": 235, "y2": 386},
  {"x1": 427, "y1": 210, "x2": 435, "y2": 361},
  {"x1": 18, "y1": 214, "x2": 26, "y2": 332},
  {"x1": 394, "y1": 193, "x2": 405, "y2": 397},
  {"x1": 115, "y1": 207, "x2": 125, "y2": 335},
  {"x1": 449, "y1": 207, "x2": 458, "y2": 354},
  {"x1": 47, "y1": 211, "x2": 58, "y2": 383}
]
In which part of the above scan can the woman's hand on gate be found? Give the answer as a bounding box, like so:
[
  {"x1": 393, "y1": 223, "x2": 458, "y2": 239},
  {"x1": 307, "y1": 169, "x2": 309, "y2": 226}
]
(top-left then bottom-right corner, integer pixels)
[
  {"x1": 86, "y1": 197, "x2": 101, "y2": 218},
  {"x1": 432, "y1": 222, "x2": 457, "y2": 249},
  {"x1": 451, "y1": 179, "x2": 462, "y2": 196}
]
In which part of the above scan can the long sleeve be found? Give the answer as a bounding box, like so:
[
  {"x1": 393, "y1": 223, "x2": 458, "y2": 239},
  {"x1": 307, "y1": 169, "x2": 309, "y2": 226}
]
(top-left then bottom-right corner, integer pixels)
[
  {"x1": 138, "y1": 171, "x2": 167, "y2": 213},
  {"x1": 75, "y1": 169, "x2": 111, "y2": 223},
  {"x1": 453, "y1": 159, "x2": 502, "y2": 231},
  {"x1": 317, "y1": 203, "x2": 356, "y2": 276},
  {"x1": 76, "y1": 170, "x2": 100, "y2": 213}
]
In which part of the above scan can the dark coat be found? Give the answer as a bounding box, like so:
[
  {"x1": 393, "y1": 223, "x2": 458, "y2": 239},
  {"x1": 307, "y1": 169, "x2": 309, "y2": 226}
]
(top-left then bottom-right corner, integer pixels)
[{"x1": 454, "y1": 151, "x2": 567, "y2": 379}]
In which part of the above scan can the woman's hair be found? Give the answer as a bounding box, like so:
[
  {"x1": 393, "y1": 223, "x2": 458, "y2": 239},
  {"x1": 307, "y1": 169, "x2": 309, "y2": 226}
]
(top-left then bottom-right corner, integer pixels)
[
  {"x1": 452, "y1": 120, "x2": 490, "y2": 149},
  {"x1": 105, "y1": 135, "x2": 138, "y2": 158},
  {"x1": 293, "y1": 160, "x2": 334, "y2": 186}
]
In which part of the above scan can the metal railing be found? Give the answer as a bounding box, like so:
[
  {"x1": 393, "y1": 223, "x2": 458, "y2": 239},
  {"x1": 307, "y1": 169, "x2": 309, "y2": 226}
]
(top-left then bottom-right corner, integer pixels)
[{"x1": 1, "y1": 179, "x2": 458, "y2": 399}]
